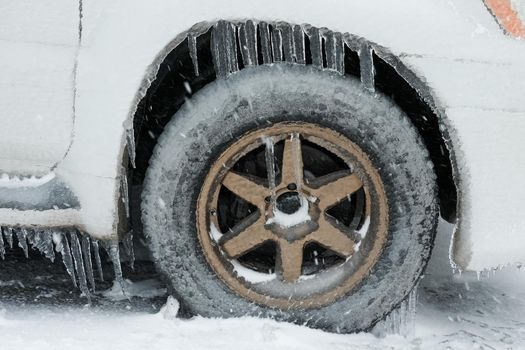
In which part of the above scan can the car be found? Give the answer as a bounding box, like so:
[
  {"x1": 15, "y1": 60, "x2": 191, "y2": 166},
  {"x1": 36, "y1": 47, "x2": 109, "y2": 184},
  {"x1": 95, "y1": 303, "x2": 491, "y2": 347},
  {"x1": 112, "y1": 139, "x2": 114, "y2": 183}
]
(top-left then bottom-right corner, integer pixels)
[{"x1": 0, "y1": 0, "x2": 524, "y2": 333}]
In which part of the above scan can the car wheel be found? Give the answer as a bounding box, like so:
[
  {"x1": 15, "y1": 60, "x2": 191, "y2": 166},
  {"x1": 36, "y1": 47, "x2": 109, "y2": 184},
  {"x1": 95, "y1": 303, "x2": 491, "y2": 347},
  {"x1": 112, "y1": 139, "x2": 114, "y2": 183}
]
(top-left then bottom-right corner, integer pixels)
[{"x1": 141, "y1": 64, "x2": 438, "y2": 333}]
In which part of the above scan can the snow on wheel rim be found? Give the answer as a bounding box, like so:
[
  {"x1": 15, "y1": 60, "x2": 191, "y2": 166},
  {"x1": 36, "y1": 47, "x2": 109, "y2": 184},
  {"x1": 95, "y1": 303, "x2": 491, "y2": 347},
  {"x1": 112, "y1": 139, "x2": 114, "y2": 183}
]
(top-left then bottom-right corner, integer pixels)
[{"x1": 196, "y1": 122, "x2": 389, "y2": 309}]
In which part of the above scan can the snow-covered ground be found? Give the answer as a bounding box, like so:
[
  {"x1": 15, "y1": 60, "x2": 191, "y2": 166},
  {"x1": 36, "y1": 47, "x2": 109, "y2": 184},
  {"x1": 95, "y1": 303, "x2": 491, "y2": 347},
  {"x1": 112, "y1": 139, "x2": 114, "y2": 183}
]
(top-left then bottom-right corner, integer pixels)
[{"x1": 1, "y1": 220, "x2": 525, "y2": 350}]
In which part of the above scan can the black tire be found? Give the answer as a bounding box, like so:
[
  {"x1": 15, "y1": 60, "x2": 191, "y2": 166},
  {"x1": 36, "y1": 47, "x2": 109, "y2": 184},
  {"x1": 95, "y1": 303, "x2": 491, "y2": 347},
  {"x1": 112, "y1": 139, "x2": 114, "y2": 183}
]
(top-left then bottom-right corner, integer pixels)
[{"x1": 142, "y1": 64, "x2": 438, "y2": 333}]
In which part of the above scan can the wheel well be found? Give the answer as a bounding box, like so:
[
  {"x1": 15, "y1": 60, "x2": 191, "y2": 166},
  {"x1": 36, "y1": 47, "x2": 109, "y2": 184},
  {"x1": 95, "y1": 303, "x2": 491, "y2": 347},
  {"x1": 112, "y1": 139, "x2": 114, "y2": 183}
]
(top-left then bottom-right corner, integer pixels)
[{"x1": 129, "y1": 20, "x2": 458, "y2": 224}]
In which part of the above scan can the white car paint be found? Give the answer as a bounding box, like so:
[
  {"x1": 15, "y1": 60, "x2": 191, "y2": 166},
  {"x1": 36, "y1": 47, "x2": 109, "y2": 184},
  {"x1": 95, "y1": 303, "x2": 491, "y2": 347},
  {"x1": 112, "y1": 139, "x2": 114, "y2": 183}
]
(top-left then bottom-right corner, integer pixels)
[
  {"x1": 0, "y1": 0, "x2": 524, "y2": 271},
  {"x1": 511, "y1": 0, "x2": 525, "y2": 23},
  {"x1": 0, "y1": 0, "x2": 77, "y2": 173}
]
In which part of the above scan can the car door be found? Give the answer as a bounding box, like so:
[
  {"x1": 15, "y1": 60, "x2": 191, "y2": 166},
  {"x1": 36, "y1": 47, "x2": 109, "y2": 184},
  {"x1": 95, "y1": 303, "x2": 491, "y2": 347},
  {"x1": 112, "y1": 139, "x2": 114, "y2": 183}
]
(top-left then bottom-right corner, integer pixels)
[{"x1": 0, "y1": 0, "x2": 78, "y2": 174}]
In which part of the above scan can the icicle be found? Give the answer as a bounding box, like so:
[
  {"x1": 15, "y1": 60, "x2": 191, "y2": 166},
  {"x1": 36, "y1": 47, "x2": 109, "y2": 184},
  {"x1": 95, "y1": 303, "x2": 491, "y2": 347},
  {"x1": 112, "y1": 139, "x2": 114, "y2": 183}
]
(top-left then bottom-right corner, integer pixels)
[
  {"x1": 188, "y1": 33, "x2": 199, "y2": 76},
  {"x1": 0, "y1": 228, "x2": 4, "y2": 259},
  {"x1": 277, "y1": 23, "x2": 294, "y2": 63},
  {"x1": 292, "y1": 24, "x2": 305, "y2": 64},
  {"x1": 107, "y1": 240, "x2": 128, "y2": 299},
  {"x1": 81, "y1": 234, "x2": 96, "y2": 292},
  {"x1": 3, "y1": 226, "x2": 13, "y2": 248},
  {"x1": 122, "y1": 230, "x2": 135, "y2": 271},
  {"x1": 291, "y1": 133, "x2": 302, "y2": 190},
  {"x1": 120, "y1": 168, "x2": 130, "y2": 219},
  {"x1": 70, "y1": 231, "x2": 90, "y2": 299},
  {"x1": 126, "y1": 123, "x2": 136, "y2": 169},
  {"x1": 324, "y1": 30, "x2": 344, "y2": 75},
  {"x1": 304, "y1": 25, "x2": 323, "y2": 69},
  {"x1": 238, "y1": 20, "x2": 258, "y2": 66},
  {"x1": 16, "y1": 228, "x2": 29, "y2": 258},
  {"x1": 27, "y1": 230, "x2": 55, "y2": 262},
  {"x1": 373, "y1": 284, "x2": 418, "y2": 337},
  {"x1": 211, "y1": 20, "x2": 239, "y2": 78},
  {"x1": 359, "y1": 41, "x2": 375, "y2": 92},
  {"x1": 92, "y1": 239, "x2": 104, "y2": 281},
  {"x1": 405, "y1": 284, "x2": 418, "y2": 337},
  {"x1": 56, "y1": 231, "x2": 77, "y2": 287},
  {"x1": 40, "y1": 230, "x2": 55, "y2": 261},
  {"x1": 264, "y1": 137, "x2": 276, "y2": 205},
  {"x1": 258, "y1": 22, "x2": 272, "y2": 64},
  {"x1": 270, "y1": 26, "x2": 283, "y2": 62}
]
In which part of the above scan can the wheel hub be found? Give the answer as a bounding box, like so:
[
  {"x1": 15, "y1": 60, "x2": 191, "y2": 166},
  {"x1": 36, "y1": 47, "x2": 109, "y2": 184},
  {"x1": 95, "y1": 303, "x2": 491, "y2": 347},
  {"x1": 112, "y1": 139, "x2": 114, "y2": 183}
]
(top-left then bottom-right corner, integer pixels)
[{"x1": 196, "y1": 122, "x2": 389, "y2": 309}]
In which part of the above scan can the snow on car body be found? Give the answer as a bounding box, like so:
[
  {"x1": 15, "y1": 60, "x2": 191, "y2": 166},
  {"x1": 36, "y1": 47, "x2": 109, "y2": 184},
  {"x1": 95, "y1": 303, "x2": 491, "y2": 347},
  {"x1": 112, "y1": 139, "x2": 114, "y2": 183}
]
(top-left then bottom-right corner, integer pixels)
[{"x1": 0, "y1": 0, "x2": 524, "y2": 332}]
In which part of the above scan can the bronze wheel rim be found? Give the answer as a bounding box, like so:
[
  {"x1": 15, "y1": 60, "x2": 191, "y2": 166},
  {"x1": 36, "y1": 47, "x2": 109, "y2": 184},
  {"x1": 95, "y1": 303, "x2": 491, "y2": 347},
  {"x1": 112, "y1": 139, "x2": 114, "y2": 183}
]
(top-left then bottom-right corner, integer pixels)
[{"x1": 196, "y1": 122, "x2": 389, "y2": 309}]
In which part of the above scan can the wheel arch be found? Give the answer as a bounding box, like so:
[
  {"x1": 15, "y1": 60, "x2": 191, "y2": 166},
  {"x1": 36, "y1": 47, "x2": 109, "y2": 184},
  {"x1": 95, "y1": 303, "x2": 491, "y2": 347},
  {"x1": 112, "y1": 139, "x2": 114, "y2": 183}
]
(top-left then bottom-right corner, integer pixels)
[{"x1": 126, "y1": 20, "x2": 461, "y2": 233}]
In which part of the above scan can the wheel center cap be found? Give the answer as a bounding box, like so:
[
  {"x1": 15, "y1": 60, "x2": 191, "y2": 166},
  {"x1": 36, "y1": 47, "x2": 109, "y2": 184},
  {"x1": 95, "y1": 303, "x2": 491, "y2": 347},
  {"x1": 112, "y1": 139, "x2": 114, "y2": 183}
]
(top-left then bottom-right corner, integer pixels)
[
  {"x1": 266, "y1": 192, "x2": 320, "y2": 241},
  {"x1": 267, "y1": 192, "x2": 311, "y2": 229},
  {"x1": 276, "y1": 191, "x2": 302, "y2": 214}
]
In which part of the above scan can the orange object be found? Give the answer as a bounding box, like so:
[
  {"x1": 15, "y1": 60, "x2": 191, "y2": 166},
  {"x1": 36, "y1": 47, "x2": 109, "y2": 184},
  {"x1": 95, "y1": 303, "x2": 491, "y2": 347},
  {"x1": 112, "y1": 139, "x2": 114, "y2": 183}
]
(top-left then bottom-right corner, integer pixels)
[{"x1": 485, "y1": 0, "x2": 525, "y2": 38}]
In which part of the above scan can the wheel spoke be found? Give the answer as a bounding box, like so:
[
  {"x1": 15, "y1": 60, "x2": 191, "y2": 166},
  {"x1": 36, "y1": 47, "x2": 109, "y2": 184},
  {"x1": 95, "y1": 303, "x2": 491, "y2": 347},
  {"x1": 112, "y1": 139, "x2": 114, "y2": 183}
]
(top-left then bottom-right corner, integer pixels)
[
  {"x1": 222, "y1": 171, "x2": 270, "y2": 209},
  {"x1": 309, "y1": 170, "x2": 363, "y2": 210},
  {"x1": 310, "y1": 216, "x2": 356, "y2": 257},
  {"x1": 276, "y1": 240, "x2": 304, "y2": 282},
  {"x1": 281, "y1": 133, "x2": 304, "y2": 188},
  {"x1": 220, "y1": 217, "x2": 273, "y2": 258}
]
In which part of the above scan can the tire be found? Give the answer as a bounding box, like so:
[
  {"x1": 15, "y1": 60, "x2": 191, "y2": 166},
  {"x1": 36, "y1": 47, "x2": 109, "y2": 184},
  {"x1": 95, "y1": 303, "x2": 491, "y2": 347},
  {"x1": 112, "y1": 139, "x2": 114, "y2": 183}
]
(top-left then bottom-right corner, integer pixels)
[{"x1": 142, "y1": 64, "x2": 438, "y2": 333}]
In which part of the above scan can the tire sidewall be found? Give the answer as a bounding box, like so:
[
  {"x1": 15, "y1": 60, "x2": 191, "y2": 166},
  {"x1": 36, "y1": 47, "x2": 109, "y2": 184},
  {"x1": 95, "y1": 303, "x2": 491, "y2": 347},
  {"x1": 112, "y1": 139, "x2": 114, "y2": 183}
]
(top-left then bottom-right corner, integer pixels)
[{"x1": 142, "y1": 64, "x2": 438, "y2": 332}]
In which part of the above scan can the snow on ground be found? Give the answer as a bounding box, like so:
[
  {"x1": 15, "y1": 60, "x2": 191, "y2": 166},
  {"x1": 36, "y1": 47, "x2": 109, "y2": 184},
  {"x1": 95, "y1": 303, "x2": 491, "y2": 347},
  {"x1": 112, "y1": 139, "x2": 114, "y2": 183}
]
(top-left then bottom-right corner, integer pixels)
[{"x1": 1, "y1": 220, "x2": 525, "y2": 349}]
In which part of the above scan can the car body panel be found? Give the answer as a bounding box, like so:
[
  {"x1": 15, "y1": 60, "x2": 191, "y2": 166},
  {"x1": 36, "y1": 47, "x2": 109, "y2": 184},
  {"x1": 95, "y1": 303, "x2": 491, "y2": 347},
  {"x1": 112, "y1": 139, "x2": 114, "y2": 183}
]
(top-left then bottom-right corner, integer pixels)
[
  {"x1": 1, "y1": 0, "x2": 525, "y2": 270},
  {"x1": 0, "y1": 1, "x2": 77, "y2": 174}
]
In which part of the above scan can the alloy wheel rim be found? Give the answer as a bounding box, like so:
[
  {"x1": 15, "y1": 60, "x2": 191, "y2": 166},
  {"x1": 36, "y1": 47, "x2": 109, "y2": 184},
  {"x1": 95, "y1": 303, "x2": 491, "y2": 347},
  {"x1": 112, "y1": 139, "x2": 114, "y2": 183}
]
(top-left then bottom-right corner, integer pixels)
[{"x1": 196, "y1": 122, "x2": 389, "y2": 309}]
